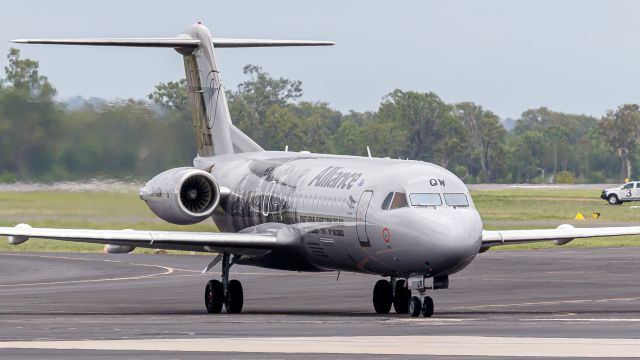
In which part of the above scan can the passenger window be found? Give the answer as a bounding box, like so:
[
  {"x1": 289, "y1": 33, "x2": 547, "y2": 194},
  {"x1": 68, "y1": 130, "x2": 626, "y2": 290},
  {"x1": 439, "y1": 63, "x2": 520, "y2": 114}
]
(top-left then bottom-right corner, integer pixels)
[
  {"x1": 382, "y1": 192, "x2": 394, "y2": 210},
  {"x1": 409, "y1": 193, "x2": 442, "y2": 207},
  {"x1": 390, "y1": 192, "x2": 409, "y2": 209},
  {"x1": 444, "y1": 193, "x2": 469, "y2": 207},
  {"x1": 623, "y1": 183, "x2": 634, "y2": 189}
]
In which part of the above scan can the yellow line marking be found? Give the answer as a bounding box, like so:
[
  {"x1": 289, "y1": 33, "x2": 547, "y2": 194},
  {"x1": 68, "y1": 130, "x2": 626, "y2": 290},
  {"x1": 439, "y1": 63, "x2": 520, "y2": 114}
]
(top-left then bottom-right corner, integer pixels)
[{"x1": 0, "y1": 253, "x2": 176, "y2": 287}]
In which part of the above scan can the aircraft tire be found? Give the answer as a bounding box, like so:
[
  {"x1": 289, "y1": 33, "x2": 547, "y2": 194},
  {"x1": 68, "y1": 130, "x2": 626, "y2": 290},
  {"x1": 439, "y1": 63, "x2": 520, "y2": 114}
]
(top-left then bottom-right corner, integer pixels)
[
  {"x1": 225, "y1": 279, "x2": 244, "y2": 314},
  {"x1": 408, "y1": 296, "x2": 422, "y2": 317},
  {"x1": 373, "y1": 279, "x2": 393, "y2": 314},
  {"x1": 205, "y1": 279, "x2": 224, "y2": 314},
  {"x1": 393, "y1": 279, "x2": 410, "y2": 314},
  {"x1": 422, "y1": 296, "x2": 434, "y2": 317}
]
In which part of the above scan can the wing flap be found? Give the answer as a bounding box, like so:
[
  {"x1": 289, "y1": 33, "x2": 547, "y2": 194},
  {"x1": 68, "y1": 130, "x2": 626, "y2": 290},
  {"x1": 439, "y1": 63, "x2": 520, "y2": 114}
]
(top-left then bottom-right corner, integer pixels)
[
  {"x1": 482, "y1": 224, "x2": 640, "y2": 248},
  {"x1": 0, "y1": 225, "x2": 277, "y2": 255}
]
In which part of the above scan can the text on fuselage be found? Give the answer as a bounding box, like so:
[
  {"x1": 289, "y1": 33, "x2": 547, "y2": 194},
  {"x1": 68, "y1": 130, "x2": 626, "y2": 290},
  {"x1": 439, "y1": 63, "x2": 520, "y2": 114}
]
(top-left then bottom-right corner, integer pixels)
[{"x1": 308, "y1": 166, "x2": 363, "y2": 189}]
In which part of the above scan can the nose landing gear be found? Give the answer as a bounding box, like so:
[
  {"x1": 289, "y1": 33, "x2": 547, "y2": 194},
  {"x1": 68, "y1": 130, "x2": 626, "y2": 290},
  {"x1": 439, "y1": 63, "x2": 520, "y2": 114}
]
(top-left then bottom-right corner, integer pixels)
[
  {"x1": 406, "y1": 275, "x2": 447, "y2": 317},
  {"x1": 204, "y1": 253, "x2": 244, "y2": 314},
  {"x1": 408, "y1": 295, "x2": 434, "y2": 317}
]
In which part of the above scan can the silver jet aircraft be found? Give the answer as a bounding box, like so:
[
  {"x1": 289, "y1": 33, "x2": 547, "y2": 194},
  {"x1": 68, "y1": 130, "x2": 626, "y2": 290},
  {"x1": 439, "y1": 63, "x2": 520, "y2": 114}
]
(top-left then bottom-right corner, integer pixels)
[{"x1": 3, "y1": 22, "x2": 640, "y2": 317}]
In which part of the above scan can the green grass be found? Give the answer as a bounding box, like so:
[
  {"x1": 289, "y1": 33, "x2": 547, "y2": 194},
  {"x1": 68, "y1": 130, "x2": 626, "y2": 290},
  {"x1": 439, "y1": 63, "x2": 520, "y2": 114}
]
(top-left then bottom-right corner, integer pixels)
[
  {"x1": 472, "y1": 188, "x2": 636, "y2": 222},
  {"x1": 1, "y1": 188, "x2": 639, "y2": 253},
  {"x1": 472, "y1": 188, "x2": 640, "y2": 250}
]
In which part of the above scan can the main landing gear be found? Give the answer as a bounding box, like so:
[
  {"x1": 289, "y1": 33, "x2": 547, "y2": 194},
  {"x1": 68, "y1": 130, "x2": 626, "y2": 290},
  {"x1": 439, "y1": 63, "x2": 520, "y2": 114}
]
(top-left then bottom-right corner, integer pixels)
[
  {"x1": 372, "y1": 275, "x2": 447, "y2": 317},
  {"x1": 205, "y1": 253, "x2": 244, "y2": 314}
]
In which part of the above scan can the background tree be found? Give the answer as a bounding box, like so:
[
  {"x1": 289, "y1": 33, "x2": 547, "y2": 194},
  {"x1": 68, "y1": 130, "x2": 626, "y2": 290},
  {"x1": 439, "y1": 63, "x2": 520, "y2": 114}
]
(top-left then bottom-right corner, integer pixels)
[
  {"x1": 599, "y1": 104, "x2": 640, "y2": 181},
  {"x1": 454, "y1": 102, "x2": 506, "y2": 182},
  {"x1": 228, "y1": 65, "x2": 303, "y2": 145},
  {"x1": 0, "y1": 48, "x2": 632, "y2": 184},
  {"x1": 3, "y1": 48, "x2": 55, "y2": 100},
  {"x1": 0, "y1": 49, "x2": 62, "y2": 179},
  {"x1": 376, "y1": 90, "x2": 451, "y2": 161},
  {"x1": 148, "y1": 79, "x2": 188, "y2": 112}
]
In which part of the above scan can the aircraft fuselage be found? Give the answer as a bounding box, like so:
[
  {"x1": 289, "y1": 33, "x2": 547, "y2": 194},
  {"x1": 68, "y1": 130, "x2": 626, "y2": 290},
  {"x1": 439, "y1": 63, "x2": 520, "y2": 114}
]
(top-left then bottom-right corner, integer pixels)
[{"x1": 198, "y1": 151, "x2": 483, "y2": 278}]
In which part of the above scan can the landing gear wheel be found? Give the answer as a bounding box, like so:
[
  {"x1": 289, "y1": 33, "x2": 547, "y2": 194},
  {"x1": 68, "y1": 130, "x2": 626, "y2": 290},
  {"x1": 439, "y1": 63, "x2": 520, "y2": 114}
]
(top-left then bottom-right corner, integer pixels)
[
  {"x1": 372, "y1": 279, "x2": 393, "y2": 314},
  {"x1": 225, "y1": 279, "x2": 244, "y2": 314},
  {"x1": 393, "y1": 279, "x2": 410, "y2": 314},
  {"x1": 422, "y1": 296, "x2": 434, "y2": 318},
  {"x1": 409, "y1": 296, "x2": 422, "y2": 317},
  {"x1": 205, "y1": 279, "x2": 224, "y2": 314},
  {"x1": 608, "y1": 194, "x2": 620, "y2": 205}
]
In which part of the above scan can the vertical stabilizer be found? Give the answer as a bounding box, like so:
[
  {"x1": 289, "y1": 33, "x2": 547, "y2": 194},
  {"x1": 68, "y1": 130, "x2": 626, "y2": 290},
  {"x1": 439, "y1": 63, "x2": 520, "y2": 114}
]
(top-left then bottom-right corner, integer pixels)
[
  {"x1": 179, "y1": 24, "x2": 234, "y2": 157},
  {"x1": 11, "y1": 23, "x2": 334, "y2": 157}
]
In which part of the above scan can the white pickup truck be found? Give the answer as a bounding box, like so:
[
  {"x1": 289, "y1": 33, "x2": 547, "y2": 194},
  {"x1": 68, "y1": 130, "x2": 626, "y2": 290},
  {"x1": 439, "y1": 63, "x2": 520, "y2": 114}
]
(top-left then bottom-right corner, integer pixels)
[{"x1": 601, "y1": 182, "x2": 640, "y2": 205}]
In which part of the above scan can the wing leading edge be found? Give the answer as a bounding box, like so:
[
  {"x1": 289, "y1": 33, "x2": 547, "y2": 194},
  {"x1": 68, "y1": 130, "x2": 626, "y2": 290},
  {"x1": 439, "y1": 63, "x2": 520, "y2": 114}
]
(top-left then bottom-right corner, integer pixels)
[
  {"x1": 0, "y1": 224, "x2": 277, "y2": 256},
  {"x1": 482, "y1": 224, "x2": 640, "y2": 250}
]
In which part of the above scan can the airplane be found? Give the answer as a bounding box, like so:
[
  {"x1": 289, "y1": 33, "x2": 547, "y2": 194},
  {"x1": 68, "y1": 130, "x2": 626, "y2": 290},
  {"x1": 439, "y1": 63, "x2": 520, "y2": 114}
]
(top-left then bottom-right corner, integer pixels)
[{"x1": 3, "y1": 22, "x2": 640, "y2": 317}]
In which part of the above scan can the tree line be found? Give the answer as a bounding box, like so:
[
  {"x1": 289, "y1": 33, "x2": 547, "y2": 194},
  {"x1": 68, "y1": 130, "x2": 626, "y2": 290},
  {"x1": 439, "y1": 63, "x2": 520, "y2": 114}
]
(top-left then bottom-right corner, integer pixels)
[{"x1": 1, "y1": 48, "x2": 639, "y2": 184}]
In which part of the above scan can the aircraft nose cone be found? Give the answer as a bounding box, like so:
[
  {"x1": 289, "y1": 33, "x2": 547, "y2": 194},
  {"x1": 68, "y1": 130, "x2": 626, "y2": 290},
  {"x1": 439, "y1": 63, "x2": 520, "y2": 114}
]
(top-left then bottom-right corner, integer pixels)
[{"x1": 418, "y1": 208, "x2": 482, "y2": 275}]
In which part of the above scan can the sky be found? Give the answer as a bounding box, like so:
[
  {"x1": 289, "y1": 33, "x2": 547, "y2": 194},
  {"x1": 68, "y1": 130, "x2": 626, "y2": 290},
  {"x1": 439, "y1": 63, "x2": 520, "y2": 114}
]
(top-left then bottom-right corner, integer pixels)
[{"x1": 1, "y1": 0, "x2": 639, "y2": 120}]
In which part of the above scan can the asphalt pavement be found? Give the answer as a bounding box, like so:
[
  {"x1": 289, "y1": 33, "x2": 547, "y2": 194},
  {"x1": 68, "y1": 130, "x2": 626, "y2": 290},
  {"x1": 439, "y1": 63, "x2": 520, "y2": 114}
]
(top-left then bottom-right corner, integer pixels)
[{"x1": 1, "y1": 248, "x2": 639, "y2": 358}]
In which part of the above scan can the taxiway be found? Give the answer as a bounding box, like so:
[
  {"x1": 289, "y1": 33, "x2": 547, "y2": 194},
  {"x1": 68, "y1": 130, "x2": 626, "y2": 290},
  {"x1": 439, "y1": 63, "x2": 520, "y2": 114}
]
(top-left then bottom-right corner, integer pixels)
[{"x1": 1, "y1": 248, "x2": 639, "y2": 358}]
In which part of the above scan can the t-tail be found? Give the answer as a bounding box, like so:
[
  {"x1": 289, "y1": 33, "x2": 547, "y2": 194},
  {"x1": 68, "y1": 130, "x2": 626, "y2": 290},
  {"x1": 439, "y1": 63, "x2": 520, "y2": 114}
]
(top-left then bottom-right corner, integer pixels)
[{"x1": 12, "y1": 22, "x2": 334, "y2": 157}]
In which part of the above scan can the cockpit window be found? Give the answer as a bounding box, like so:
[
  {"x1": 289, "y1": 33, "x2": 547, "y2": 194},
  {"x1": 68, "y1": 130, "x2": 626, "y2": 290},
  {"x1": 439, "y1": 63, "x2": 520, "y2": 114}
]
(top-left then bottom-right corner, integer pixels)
[
  {"x1": 389, "y1": 192, "x2": 409, "y2": 209},
  {"x1": 381, "y1": 192, "x2": 394, "y2": 210},
  {"x1": 444, "y1": 193, "x2": 469, "y2": 207},
  {"x1": 409, "y1": 193, "x2": 442, "y2": 207}
]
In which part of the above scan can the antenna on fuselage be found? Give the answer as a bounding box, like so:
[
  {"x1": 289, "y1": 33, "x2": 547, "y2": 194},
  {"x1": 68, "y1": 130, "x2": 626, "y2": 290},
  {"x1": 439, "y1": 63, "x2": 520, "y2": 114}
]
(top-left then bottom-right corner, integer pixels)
[{"x1": 366, "y1": 146, "x2": 372, "y2": 158}]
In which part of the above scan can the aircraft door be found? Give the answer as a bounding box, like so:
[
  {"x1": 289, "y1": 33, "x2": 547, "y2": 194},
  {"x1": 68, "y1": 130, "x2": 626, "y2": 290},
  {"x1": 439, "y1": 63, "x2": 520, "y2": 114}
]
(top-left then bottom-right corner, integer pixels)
[{"x1": 356, "y1": 190, "x2": 373, "y2": 246}]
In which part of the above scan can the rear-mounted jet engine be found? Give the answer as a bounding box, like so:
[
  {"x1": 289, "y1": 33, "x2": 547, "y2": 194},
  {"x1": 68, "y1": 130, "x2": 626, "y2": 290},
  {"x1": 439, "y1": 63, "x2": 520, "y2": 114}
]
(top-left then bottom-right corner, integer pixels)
[{"x1": 140, "y1": 167, "x2": 220, "y2": 225}]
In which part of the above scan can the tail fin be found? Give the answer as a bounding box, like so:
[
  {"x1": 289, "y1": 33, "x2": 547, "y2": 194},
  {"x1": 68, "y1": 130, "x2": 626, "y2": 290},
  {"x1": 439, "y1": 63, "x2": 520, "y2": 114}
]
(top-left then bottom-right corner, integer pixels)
[{"x1": 12, "y1": 23, "x2": 334, "y2": 156}]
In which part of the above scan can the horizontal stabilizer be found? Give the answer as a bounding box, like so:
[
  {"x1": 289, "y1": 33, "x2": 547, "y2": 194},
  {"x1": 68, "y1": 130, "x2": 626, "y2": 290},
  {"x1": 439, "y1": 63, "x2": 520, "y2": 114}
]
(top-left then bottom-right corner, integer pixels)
[
  {"x1": 11, "y1": 38, "x2": 334, "y2": 48},
  {"x1": 11, "y1": 38, "x2": 201, "y2": 48},
  {"x1": 213, "y1": 38, "x2": 334, "y2": 48}
]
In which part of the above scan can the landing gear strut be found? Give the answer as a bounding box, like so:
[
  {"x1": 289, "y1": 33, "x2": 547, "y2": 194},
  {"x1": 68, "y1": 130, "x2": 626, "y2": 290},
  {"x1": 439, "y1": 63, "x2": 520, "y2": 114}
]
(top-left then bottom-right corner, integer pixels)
[{"x1": 204, "y1": 253, "x2": 243, "y2": 314}]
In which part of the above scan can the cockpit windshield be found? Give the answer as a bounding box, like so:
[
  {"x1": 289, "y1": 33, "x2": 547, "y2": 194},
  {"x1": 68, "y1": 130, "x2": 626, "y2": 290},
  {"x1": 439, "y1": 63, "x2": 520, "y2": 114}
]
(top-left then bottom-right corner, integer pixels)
[
  {"x1": 444, "y1": 193, "x2": 469, "y2": 207},
  {"x1": 382, "y1": 192, "x2": 409, "y2": 210},
  {"x1": 409, "y1": 193, "x2": 442, "y2": 207}
]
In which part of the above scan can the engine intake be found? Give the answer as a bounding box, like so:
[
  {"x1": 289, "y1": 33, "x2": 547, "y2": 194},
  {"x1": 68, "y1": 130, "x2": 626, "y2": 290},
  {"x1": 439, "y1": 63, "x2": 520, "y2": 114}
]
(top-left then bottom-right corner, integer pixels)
[{"x1": 140, "y1": 167, "x2": 220, "y2": 225}]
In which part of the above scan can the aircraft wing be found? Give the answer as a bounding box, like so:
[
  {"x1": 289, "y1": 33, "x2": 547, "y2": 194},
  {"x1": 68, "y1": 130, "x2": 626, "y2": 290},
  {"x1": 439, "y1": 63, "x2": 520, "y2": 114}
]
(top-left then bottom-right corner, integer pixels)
[
  {"x1": 0, "y1": 224, "x2": 277, "y2": 256},
  {"x1": 481, "y1": 224, "x2": 640, "y2": 250}
]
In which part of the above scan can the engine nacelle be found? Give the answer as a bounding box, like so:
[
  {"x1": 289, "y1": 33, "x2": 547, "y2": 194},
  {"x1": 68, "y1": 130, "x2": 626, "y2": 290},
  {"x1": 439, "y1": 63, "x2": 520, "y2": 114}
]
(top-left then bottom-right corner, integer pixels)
[
  {"x1": 104, "y1": 244, "x2": 136, "y2": 254},
  {"x1": 140, "y1": 167, "x2": 220, "y2": 225}
]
